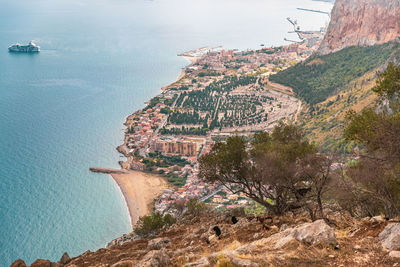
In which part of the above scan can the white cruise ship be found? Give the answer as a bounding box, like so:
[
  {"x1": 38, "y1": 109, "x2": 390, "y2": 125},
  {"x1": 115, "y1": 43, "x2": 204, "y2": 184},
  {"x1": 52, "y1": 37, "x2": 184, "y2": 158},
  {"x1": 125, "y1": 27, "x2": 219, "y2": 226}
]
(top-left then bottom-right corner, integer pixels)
[{"x1": 8, "y1": 41, "x2": 40, "y2": 52}]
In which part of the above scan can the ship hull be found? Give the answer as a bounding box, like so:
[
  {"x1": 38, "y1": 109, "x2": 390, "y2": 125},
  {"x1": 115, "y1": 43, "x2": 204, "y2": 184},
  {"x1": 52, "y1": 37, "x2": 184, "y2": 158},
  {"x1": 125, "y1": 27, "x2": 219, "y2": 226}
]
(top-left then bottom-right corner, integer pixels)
[
  {"x1": 8, "y1": 43, "x2": 40, "y2": 53},
  {"x1": 8, "y1": 47, "x2": 40, "y2": 53}
]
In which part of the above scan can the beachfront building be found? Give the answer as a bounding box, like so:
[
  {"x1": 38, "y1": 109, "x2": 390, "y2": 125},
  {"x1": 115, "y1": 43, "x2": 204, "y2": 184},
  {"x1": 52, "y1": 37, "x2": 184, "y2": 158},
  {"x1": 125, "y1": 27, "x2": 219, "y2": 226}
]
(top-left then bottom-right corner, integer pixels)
[{"x1": 150, "y1": 139, "x2": 198, "y2": 157}]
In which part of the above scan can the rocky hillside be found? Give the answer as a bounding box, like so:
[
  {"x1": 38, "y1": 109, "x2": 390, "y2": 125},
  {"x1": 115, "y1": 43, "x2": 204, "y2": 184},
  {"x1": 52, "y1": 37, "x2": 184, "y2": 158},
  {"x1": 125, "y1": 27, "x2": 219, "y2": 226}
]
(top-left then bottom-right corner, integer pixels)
[
  {"x1": 11, "y1": 209, "x2": 400, "y2": 267},
  {"x1": 318, "y1": 0, "x2": 400, "y2": 55}
]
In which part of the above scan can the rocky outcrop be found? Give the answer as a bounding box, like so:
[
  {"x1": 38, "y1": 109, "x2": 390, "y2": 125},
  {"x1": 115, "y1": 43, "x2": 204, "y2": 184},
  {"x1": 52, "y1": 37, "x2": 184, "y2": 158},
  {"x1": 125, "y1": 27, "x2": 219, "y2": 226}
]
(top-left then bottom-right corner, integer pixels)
[
  {"x1": 10, "y1": 259, "x2": 63, "y2": 267},
  {"x1": 293, "y1": 219, "x2": 337, "y2": 245},
  {"x1": 30, "y1": 260, "x2": 51, "y2": 267},
  {"x1": 379, "y1": 223, "x2": 400, "y2": 250},
  {"x1": 136, "y1": 250, "x2": 170, "y2": 267},
  {"x1": 10, "y1": 259, "x2": 27, "y2": 267},
  {"x1": 241, "y1": 219, "x2": 337, "y2": 251},
  {"x1": 29, "y1": 259, "x2": 63, "y2": 267},
  {"x1": 389, "y1": 250, "x2": 400, "y2": 259},
  {"x1": 318, "y1": 0, "x2": 400, "y2": 54},
  {"x1": 146, "y1": 237, "x2": 171, "y2": 250},
  {"x1": 58, "y1": 252, "x2": 71, "y2": 265}
]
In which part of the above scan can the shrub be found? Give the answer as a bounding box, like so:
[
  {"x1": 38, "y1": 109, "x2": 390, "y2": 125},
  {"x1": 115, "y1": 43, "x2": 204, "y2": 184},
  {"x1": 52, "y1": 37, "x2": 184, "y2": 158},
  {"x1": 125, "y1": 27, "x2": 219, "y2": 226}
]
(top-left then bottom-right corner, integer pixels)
[
  {"x1": 134, "y1": 213, "x2": 176, "y2": 237},
  {"x1": 186, "y1": 198, "x2": 208, "y2": 216},
  {"x1": 338, "y1": 63, "x2": 400, "y2": 218}
]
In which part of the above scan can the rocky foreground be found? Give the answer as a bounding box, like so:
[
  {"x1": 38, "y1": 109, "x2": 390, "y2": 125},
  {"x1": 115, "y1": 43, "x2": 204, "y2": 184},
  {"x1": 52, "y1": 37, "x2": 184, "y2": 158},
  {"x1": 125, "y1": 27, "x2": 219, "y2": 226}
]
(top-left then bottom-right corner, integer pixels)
[{"x1": 11, "y1": 208, "x2": 400, "y2": 267}]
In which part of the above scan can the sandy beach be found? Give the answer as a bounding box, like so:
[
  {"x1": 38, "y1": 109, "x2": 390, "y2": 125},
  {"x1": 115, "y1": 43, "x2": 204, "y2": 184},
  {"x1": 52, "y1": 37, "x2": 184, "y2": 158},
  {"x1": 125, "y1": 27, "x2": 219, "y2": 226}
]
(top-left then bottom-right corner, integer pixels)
[
  {"x1": 109, "y1": 170, "x2": 168, "y2": 229},
  {"x1": 161, "y1": 68, "x2": 187, "y2": 91},
  {"x1": 182, "y1": 55, "x2": 199, "y2": 64}
]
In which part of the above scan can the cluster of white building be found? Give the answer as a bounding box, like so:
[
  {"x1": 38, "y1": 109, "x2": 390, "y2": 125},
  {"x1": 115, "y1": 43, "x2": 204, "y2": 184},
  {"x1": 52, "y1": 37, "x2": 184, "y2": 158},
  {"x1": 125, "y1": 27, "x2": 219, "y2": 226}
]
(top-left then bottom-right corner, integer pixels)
[
  {"x1": 192, "y1": 43, "x2": 317, "y2": 77},
  {"x1": 124, "y1": 91, "x2": 177, "y2": 155}
]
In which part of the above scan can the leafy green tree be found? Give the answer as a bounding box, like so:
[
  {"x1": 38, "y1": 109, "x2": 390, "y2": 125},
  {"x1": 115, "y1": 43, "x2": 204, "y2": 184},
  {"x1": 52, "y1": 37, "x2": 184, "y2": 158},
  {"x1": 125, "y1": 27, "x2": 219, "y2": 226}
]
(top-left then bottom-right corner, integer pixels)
[
  {"x1": 342, "y1": 63, "x2": 400, "y2": 218},
  {"x1": 199, "y1": 123, "x2": 328, "y2": 216},
  {"x1": 134, "y1": 213, "x2": 176, "y2": 237},
  {"x1": 373, "y1": 62, "x2": 400, "y2": 112}
]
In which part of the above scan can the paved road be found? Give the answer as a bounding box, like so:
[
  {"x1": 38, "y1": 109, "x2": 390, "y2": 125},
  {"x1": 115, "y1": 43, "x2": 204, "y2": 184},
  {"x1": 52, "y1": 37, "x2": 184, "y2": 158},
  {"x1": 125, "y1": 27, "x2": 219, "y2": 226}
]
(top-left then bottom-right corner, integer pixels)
[{"x1": 199, "y1": 185, "x2": 223, "y2": 202}]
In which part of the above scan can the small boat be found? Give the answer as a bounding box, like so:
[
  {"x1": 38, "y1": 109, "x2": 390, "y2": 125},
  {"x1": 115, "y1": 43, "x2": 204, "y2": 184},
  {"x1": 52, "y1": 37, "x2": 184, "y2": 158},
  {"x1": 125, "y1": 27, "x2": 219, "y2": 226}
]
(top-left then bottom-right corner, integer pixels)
[{"x1": 8, "y1": 41, "x2": 40, "y2": 52}]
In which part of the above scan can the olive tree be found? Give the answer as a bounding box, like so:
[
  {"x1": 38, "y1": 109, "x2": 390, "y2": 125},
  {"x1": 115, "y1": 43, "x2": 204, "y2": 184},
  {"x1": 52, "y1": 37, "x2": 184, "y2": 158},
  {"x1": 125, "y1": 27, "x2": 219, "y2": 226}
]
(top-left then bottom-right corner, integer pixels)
[{"x1": 199, "y1": 123, "x2": 330, "y2": 216}]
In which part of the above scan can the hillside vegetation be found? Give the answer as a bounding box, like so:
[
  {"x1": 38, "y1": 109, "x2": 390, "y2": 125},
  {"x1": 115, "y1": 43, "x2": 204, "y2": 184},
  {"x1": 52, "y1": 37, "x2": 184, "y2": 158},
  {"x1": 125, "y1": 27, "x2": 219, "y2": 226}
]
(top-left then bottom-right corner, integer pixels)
[
  {"x1": 270, "y1": 42, "x2": 399, "y2": 105},
  {"x1": 300, "y1": 70, "x2": 378, "y2": 153}
]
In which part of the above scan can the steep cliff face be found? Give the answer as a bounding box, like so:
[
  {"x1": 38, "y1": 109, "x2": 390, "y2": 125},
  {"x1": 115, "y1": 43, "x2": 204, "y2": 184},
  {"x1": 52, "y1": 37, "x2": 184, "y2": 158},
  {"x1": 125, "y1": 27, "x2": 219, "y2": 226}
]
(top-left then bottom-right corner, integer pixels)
[{"x1": 318, "y1": 0, "x2": 400, "y2": 54}]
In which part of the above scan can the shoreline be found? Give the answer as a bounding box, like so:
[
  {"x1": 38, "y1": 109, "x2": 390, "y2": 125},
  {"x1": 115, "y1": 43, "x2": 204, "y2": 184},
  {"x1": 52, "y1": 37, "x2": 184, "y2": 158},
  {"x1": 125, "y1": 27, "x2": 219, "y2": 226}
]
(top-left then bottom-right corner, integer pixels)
[
  {"x1": 161, "y1": 68, "x2": 187, "y2": 91},
  {"x1": 109, "y1": 170, "x2": 168, "y2": 229},
  {"x1": 161, "y1": 54, "x2": 194, "y2": 91},
  {"x1": 104, "y1": 57, "x2": 192, "y2": 228},
  {"x1": 182, "y1": 55, "x2": 199, "y2": 64}
]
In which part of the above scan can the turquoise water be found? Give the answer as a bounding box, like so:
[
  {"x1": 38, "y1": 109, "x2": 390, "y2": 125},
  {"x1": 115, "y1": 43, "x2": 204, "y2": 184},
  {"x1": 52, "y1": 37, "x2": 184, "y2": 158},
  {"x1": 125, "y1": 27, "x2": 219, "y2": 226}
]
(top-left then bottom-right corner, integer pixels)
[{"x1": 0, "y1": 0, "x2": 332, "y2": 265}]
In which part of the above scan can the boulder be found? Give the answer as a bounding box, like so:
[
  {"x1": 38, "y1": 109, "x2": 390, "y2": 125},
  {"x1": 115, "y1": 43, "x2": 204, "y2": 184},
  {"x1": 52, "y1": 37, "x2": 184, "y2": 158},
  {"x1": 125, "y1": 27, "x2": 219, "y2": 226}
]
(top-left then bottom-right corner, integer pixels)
[
  {"x1": 382, "y1": 233, "x2": 400, "y2": 251},
  {"x1": 10, "y1": 259, "x2": 27, "y2": 267},
  {"x1": 147, "y1": 237, "x2": 171, "y2": 250},
  {"x1": 30, "y1": 259, "x2": 51, "y2": 267},
  {"x1": 58, "y1": 252, "x2": 71, "y2": 265},
  {"x1": 293, "y1": 219, "x2": 337, "y2": 246},
  {"x1": 246, "y1": 219, "x2": 337, "y2": 250},
  {"x1": 136, "y1": 250, "x2": 170, "y2": 267},
  {"x1": 389, "y1": 251, "x2": 400, "y2": 259},
  {"x1": 370, "y1": 215, "x2": 386, "y2": 223},
  {"x1": 379, "y1": 223, "x2": 400, "y2": 251},
  {"x1": 379, "y1": 223, "x2": 400, "y2": 240}
]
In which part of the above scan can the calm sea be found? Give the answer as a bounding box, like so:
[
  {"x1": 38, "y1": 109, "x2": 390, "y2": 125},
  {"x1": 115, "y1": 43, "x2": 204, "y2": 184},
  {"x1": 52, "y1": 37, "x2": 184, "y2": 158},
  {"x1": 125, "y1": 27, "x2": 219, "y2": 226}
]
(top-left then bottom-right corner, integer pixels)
[{"x1": 0, "y1": 0, "x2": 332, "y2": 265}]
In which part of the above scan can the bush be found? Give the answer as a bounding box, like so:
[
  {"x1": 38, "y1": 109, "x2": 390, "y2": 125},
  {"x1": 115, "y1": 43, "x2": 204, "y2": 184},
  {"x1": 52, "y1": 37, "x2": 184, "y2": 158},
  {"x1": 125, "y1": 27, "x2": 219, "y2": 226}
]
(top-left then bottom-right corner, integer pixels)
[
  {"x1": 337, "y1": 63, "x2": 400, "y2": 218},
  {"x1": 134, "y1": 213, "x2": 176, "y2": 237},
  {"x1": 186, "y1": 198, "x2": 208, "y2": 216}
]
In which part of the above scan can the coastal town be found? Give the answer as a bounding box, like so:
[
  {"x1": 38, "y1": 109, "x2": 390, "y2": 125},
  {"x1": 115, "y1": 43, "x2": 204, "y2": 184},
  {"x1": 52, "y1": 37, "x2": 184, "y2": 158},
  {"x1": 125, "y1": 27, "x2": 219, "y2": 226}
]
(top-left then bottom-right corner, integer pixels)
[{"x1": 108, "y1": 37, "x2": 322, "y2": 247}]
